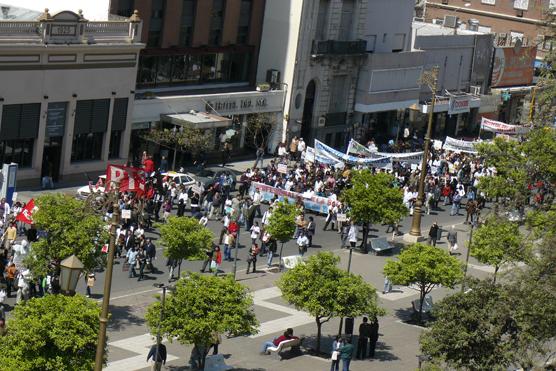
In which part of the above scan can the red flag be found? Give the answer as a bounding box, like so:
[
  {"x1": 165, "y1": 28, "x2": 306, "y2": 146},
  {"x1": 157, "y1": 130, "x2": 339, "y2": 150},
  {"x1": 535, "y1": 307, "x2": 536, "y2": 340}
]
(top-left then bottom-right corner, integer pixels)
[
  {"x1": 16, "y1": 199, "x2": 38, "y2": 225},
  {"x1": 106, "y1": 165, "x2": 146, "y2": 194}
]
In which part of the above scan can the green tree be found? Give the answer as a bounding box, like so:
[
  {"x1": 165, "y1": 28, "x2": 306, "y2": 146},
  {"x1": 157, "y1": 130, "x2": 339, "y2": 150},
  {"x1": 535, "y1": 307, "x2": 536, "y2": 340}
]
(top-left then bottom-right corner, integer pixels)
[
  {"x1": 265, "y1": 200, "x2": 299, "y2": 265},
  {"x1": 245, "y1": 112, "x2": 273, "y2": 149},
  {"x1": 470, "y1": 216, "x2": 528, "y2": 283},
  {"x1": 158, "y1": 216, "x2": 214, "y2": 262},
  {"x1": 383, "y1": 243, "x2": 463, "y2": 322},
  {"x1": 277, "y1": 252, "x2": 384, "y2": 353},
  {"x1": 0, "y1": 294, "x2": 102, "y2": 371},
  {"x1": 145, "y1": 273, "x2": 258, "y2": 369},
  {"x1": 25, "y1": 194, "x2": 108, "y2": 277},
  {"x1": 341, "y1": 170, "x2": 407, "y2": 251}
]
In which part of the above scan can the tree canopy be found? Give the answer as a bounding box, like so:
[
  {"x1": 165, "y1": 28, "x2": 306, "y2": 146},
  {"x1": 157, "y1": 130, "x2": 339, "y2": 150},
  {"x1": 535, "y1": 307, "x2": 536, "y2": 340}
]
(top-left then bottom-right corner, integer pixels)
[
  {"x1": 383, "y1": 243, "x2": 463, "y2": 321},
  {"x1": 158, "y1": 216, "x2": 214, "y2": 261},
  {"x1": 143, "y1": 126, "x2": 213, "y2": 159},
  {"x1": 145, "y1": 273, "x2": 258, "y2": 369},
  {"x1": 470, "y1": 216, "x2": 528, "y2": 282},
  {"x1": 341, "y1": 170, "x2": 407, "y2": 226},
  {"x1": 25, "y1": 194, "x2": 108, "y2": 276},
  {"x1": 278, "y1": 252, "x2": 383, "y2": 353},
  {"x1": 265, "y1": 200, "x2": 299, "y2": 243},
  {"x1": 0, "y1": 294, "x2": 102, "y2": 371}
]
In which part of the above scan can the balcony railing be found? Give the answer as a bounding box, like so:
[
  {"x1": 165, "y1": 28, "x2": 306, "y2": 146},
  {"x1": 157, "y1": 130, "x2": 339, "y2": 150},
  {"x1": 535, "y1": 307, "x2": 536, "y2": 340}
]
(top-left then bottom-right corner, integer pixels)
[
  {"x1": 325, "y1": 112, "x2": 347, "y2": 126},
  {"x1": 311, "y1": 40, "x2": 367, "y2": 55}
]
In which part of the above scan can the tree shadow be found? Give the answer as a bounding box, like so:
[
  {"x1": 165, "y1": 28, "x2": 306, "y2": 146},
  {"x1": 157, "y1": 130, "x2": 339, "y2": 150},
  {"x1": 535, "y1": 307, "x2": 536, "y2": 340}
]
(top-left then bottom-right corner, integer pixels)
[
  {"x1": 372, "y1": 342, "x2": 401, "y2": 362},
  {"x1": 394, "y1": 307, "x2": 415, "y2": 322},
  {"x1": 107, "y1": 304, "x2": 146, "y2": 331}
]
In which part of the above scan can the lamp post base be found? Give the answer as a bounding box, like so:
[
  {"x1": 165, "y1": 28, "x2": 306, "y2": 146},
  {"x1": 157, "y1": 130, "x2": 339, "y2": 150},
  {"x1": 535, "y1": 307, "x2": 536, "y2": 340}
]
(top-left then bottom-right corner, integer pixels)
[{"x1": 403, "y1": 233, "x2": 426, "y2": 244}]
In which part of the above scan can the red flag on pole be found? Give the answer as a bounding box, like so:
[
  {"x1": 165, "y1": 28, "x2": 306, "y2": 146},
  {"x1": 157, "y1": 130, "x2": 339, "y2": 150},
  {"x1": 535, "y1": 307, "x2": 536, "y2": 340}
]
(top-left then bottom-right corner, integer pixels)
[
  {"x1": 105, "y1": 165, "x2": 146, "y2": 194},
  {"x1": 16, "y1": 199, "x2": 37, "y2": 225}
]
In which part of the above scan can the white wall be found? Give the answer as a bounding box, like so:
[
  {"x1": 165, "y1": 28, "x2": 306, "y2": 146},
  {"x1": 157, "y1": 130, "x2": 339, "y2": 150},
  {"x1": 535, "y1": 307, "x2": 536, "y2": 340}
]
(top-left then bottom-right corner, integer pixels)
[{"x1": 366, "y1": 0, "x2": 414, "y2": 53}]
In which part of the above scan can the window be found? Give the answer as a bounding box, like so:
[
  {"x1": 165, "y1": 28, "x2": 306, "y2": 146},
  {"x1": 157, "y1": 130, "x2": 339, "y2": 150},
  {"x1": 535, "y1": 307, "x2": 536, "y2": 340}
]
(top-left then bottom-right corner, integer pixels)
[
  {"x1": 338, "y1": 0, "x2": 355, "y2": 40},
  {"x1": 481, "y1": 0, "x2": 495, "y2": 4},
  {"x1": 180, "y1": 0, "x2": 196, "y2": 46},
  {"x1": 328, "y1": 75, "x2": 348, "y2": 113},
  {"x1": 316, "y1": 0, "x2": 330, "y2": 40},
  {"x1": 116, "y1": 0, "x2": 134, "y2": 17},
  {"x1": 392, "y1": 33, "x2": 405, "y2": 52},
  {"x1": 237, "y1": 0, "x2": 252, "y2": 44},
  {"x1": 0, "y1": 103, "x2": 39, "y2": 168},
  {"x1": 0, "y1": 139, "x2": 33, "y2": 168},
  {"x1": 148, "y1": 0, "x2": 166, "y2": 47},
  {"x1": 109, "y1": 98, "x2": 128, "y2": 159},
  {"x1": 367, "y1": 35, "x2": 376, "y2": 52},
  {"x1": 510, "y1": 31, "x2": 524, "y2": 43},
  {"x1": 209, "y1": 0, "x2": 225, "y2": 45},
  {"x1": 513, "y1": 0, "x2": 529, "y2": 10},
  {"x1": 72, "y1": 99, "x2": 110, "y2": 162}
]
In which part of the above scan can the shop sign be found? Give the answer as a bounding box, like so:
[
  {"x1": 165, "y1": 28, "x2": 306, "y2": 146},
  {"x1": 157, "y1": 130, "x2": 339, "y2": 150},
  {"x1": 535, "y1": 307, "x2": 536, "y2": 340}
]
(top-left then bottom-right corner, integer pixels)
[
  {"x1": 205, "y1": 98, "x2": 267, "y2": 112},
  {"x1": 491, "y1": 46, "x2": 536, "y2": 88},
  {"x1": 46, "y1": 102, "x2": 67, "y2": 137},
  {"x1": 448, "y1": 96, "x2": 470, "y2": 115}
]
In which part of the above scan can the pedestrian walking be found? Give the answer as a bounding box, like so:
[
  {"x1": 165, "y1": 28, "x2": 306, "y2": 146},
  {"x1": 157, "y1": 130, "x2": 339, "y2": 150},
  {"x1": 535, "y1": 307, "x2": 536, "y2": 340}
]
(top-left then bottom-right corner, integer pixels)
[
  {"x1": 428, "y1": 222, "x2": 439, "y2": 247},
  {"x1": 356, "y1": 317, "x2": 372, "y2": 359},
  {"x1": 85, "y1": 273, "x2": 95, "y2": 298},
  {"x1": 447, "y1": 225, "x2": 458, "y2": 255},
  {"x1": 126, "y1": 247, "x2": 138, "y2": 278},
  {"x1": 136, "y1": 247, "x2": 147, "y2": 281},
  {"x1": 369, "y1": 317, "x2": 380, "y2": 358},
  {"x1": 267, "y1": 237, "x2": 277, "y2": 267},
  {"x1": 246, "y1": 243, "x2": 259, "y2": 274},
  {"x1": 348, "y1": 222, "x2": 358, "y2": 249},
  {"x1": 166, "y1": 257, "x2": 178, "y2": 282},
  {"x1": 383, "y1": 276, "x2": 392, "y2": 294},
  {"x1": 254, "y1": 145, "x2": 264, "y2": 169},
  {"x1": 146, "y1": 341, "x2": 167, "y2": 371},
  {"x1": 330, "y1": 336, "x2": 343, "y2": 371},
  {"x1": 338, "y1": 337, "x2": 354, "y2": 371},
  {"x1": 296, "y1": 230, "x2": 309, "y2": 256},
  {"x1": 306, "y1": 216, "x2": 315, "y2": 247},
  {"x1": 212, "y1": 246, "x2": 222, "y2": 276},
  {"x1": 200, "y1": 244, "x2": 215, "y2": 273}
]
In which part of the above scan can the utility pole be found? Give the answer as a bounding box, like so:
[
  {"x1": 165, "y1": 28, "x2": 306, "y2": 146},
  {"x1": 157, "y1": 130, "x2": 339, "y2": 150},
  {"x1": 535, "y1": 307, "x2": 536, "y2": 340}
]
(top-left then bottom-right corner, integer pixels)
[
  {"x1": 461, "y1": 214, "x2": 478, "y2": 293},
  {"x1": 94, "y1": 183, "x2": 120, "y2": 371},
  {"x1": 407, "y1": 67, "x2": 439, "y2": 239}
]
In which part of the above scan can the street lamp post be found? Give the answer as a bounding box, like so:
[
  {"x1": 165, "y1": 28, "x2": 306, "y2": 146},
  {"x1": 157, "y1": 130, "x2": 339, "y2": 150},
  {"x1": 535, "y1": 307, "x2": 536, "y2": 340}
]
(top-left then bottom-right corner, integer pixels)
[
  {"x1": 406, "y1": 67, "x2": 439, "y2": 240},
  {"x1": 338, "y1": 246, "x2": 354, "y2": 336},
  {"x1": 153, "y1": 283, "x2": 169, "y2": 371},
  {"x1": 94, "y1": 182, "x2": 120, "y2": 371},
  {"x1": 461, "y1": 214, "x2": 478, "y2": 293}
]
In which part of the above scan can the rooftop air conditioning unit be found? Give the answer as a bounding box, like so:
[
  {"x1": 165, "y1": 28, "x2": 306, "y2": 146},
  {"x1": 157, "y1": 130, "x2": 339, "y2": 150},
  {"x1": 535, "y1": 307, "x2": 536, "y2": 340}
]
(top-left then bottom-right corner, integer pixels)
[
  {"x1": 470, "y1": 85, "x2": 481, "y2": 95},
  {"x1": 468, "y1": 19, "x2": 479, "y2": 32},
  {"x1": 444, "y1": 15, "x2": 458, "y2": 29},
  {"x1": 432, "y1": 18, "x2": 444, "y2": 25}
]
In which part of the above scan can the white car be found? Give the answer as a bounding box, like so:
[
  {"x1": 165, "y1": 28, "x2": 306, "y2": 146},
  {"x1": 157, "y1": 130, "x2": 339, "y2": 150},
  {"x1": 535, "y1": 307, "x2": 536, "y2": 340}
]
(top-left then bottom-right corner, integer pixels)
[
  {"x1": 76, "y1": 175, "x2": 107, "y2": 200},
  {"x1": 161, "y1": 171, "x2": 196, "y2": 189}
]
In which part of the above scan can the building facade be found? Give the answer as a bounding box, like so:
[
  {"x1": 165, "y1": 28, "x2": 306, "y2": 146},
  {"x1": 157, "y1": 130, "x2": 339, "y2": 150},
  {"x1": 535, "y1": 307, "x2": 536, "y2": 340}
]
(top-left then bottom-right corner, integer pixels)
[
  {"x1": 0, "y1": 9, "x2": 143, "y2": 185},
  {"x1": 258, "y1": 0, "x2": 369, "y2": 149},
  {"x1": 109, "y1": 0, "x2": 285, "y2": 162}
]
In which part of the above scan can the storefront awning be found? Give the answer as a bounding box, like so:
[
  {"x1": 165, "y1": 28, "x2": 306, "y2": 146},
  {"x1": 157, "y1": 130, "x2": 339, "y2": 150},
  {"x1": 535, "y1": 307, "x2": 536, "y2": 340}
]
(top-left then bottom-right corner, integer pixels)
[{"x1": 161, "y1": 112, "x2": 232, "y2": 130}]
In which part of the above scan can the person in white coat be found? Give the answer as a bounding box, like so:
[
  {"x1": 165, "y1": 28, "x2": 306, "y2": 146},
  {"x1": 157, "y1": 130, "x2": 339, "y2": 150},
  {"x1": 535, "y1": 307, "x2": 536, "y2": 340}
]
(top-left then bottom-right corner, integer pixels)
[{"x1": 348, "y1": 223, "x2": 358, "y2": 249}]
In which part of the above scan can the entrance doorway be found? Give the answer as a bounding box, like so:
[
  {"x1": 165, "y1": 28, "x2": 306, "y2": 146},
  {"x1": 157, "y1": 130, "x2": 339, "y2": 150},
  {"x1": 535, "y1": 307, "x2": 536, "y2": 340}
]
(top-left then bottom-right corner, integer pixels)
[
  {"x1": 43, "y1": 136, "x2": 63, "y2": 182},
  {"x1": 301, "y1": 80, "x2": 316, "y2": 142}
]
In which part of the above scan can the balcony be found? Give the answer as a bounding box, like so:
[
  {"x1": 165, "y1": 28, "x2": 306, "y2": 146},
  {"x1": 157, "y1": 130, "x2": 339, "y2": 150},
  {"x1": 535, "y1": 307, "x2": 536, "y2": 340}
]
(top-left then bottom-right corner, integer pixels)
[
  {"x1": 325, "y1": 112, "x2": 347, "y2": 126},
  {"x1": 311, "y1": 40, "x2": 367, "y2": 56}
]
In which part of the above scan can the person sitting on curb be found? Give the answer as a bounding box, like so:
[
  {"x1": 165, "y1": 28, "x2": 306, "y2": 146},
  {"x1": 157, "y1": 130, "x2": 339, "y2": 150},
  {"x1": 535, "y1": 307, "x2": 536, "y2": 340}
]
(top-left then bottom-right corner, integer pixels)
[{"x1": 260, "y1": 328, "x2": 299, "y2": 354}]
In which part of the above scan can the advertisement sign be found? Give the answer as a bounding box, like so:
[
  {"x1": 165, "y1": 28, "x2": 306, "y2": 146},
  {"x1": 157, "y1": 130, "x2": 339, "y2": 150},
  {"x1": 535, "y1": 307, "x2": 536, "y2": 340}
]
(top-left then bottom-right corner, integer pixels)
[
  {"x1": 491, "y1": 46, "x2": 536, "y2": 88},
  {"x1": 448, "y1": 96, "x2": 471, "y2": 115},
  {"x1": 250, "y1": 181, "x2": 332, "y2": 214},
  {"x1": 46, "y1": 102, "x2": 67, "y2": 137}
]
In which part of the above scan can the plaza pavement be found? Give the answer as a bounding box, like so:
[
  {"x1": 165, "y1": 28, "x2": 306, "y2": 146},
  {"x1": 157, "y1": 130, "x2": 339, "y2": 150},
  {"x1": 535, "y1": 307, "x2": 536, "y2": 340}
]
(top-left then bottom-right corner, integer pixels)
[{"x1": 10, "y1": 158, "x2": 500, "y2": 370}]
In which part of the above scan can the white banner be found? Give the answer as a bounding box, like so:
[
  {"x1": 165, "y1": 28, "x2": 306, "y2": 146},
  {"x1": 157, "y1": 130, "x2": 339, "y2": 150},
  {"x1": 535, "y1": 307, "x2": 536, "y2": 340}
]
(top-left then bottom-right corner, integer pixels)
[
  {"x1": 316, "y1": 140, "x2": 392, "y2": 167},
  {"x1": 480, "y1": 117, "x2": 530, "y2": 134},
  {"x1": 443, "y1": 136, "x2": 479, "y2": 154},
  {"x1": 346, "y1": 139, "x2": 423, "y2": 164}
]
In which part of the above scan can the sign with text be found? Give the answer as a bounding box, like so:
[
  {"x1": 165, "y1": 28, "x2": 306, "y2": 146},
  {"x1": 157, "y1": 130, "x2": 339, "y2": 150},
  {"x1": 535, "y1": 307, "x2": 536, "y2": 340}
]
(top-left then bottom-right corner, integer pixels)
[
  {"x1": 491, "y1": 46, "x2": 536, "y2": 88},
  {"x1": 448, "y1": 96, "x2": 471, "y2": 115},
  {"x1": 250, "y1": 181, "x2": 333, "y2": 214},
  {"x1": 277, "y1": 163, "x2": 288, "y2": 174},
  {"x1": 46, "y1": 102, "x2": 67, "y2": 137}
]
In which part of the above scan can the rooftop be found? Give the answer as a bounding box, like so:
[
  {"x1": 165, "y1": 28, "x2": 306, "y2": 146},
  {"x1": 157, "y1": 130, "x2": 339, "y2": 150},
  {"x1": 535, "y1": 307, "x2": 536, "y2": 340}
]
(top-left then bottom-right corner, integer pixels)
[{"x1": 0, "y1": 0, "x2": 109, "y2": 21}]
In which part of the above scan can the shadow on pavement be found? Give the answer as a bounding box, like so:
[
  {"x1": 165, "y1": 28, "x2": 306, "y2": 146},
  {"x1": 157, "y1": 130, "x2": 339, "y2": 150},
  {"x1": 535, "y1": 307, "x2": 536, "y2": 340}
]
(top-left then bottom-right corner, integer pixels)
[{"x1": 107, "y1": 305, "x2": 146, "y2": 331}]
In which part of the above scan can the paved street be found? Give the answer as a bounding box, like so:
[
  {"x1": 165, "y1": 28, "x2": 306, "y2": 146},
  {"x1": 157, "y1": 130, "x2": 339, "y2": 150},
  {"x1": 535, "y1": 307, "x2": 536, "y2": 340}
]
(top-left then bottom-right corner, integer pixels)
[{"x1": 9, "y1": 159, "x2": 498, "y2": 371}]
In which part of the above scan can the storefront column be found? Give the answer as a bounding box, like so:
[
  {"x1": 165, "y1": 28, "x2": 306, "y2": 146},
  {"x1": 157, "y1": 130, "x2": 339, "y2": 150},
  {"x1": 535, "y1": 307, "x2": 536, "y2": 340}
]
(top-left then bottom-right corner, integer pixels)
[
  {"x1": 61, "y1": 99, "x2": 77, "y2": 177},
  {"x1": 33, "y1": 102, "x2": 48, "y2": 174},
  {"x1": 239, "y1": 115, "x2": 246, "y2": 149},
  {"x1": 102, "y1": 97, "x2": 115, "y2": 162}
]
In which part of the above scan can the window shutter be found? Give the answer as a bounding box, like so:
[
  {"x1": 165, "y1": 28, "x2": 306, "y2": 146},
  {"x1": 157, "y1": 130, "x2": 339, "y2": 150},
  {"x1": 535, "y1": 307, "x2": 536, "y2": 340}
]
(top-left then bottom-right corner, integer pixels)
[
  {"x1": 91, "y1": 99, "x2": 110, "y2": 133},
  {"x1": 0, "y1": 105, "x2": 22, "y2": 140},
  {"x1": 74, "y1": 100, "x2": 93, "y2": 135},
  {"x1": 111, "y1": 98, "x2": 128, "y2": 131},
  {"x1": 19, "y1": 103, "x2": 41, "y2": 139}
]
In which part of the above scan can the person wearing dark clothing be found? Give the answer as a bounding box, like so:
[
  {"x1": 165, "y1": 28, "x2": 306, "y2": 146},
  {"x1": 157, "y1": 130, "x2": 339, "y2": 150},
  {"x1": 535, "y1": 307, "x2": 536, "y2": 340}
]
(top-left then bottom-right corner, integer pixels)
[
  {"x1": 136, "y1": 248, "x2": 147, "y2": 281},
  {"x1": 338, "y1": 337, "x2": 354, "y2": 371},
  {"x1": 147, "y1": 342, "x2": 167, "y2": 371},
  {"x1": 369, "y1": 318, "x2": 380, "y2": 358},
  {"x1": 428, "y1": 222, "x2": 439, "y2": 247},
  {"x1": 200, "y1": 245, "x2": 215, "y2": 273},
  {"x1": 145, "y1": 239, "x2": 157, "y2": 272},
  {"x1": 26, "y1": 225, "x2": 38, "y2": 242},
  {"x1": 356, "y1": 317, "x2": 372, "y2": 359},
  {"x1": 177, "y1": 199, "x2": 185, "y2": 217},
  {"x1": 306, "y1": 217, "x2": 316, "y2": 247},
  {"x1": 246, "y1": 244, "x2": 259, "y2": 274}
]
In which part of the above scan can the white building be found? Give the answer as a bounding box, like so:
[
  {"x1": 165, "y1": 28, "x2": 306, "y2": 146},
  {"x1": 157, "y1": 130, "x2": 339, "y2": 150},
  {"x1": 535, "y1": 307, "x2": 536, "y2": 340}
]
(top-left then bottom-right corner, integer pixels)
[{"x1": 0, "y1": 8, "x2": 143, "y2": 185}]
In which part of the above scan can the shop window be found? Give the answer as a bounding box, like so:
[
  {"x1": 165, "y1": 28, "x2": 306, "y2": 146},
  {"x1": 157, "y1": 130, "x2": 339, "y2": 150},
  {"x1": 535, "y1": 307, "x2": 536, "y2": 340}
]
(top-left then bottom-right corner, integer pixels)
[
  {"x1": 137, "y1": 55, "x2": 157, "y2": 86},
  {"x1": 72, "y1": 133, "x2": 104, "y2": 162},
  {"x1": 201, "y1": 54, "x2": 217, "y2": 81},
  {"x1": 156, "y1": 55, "x2": 173, "y2": 84},
  {"x1": 0, "y1": 103, "x2": 39, "y2": 168},
  {"x1": 237, "y1": 0, "x2": 252, "y2": 44},
  {"x1": 72, "y1": 99, "x2": 109, "y2": 162},
  {"x1": 180, "y1": 0, "x2": 196, "y2": 47},
  {"x1": 109, "y1": 131, "x2": 122, "y2": 159},
  {"x1": 229, "y1": 52, "x2": 250, "y2": 81}
]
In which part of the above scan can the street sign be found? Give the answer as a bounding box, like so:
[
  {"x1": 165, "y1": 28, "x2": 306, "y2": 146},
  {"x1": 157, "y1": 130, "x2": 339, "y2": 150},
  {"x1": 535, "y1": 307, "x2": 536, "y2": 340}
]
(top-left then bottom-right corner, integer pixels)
[{"x1": 228, "y1": 221, "x2": 239, "y2": 233}]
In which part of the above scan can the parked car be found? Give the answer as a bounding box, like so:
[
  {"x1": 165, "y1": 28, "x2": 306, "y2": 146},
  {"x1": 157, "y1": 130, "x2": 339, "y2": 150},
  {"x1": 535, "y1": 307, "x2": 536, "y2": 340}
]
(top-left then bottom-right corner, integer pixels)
[
  {"x1": 192, "y1": 167, "x2": 238, "y2": 189},
  {"x1": 76, "y1": 175, "x2": 106, "y2": 200}
]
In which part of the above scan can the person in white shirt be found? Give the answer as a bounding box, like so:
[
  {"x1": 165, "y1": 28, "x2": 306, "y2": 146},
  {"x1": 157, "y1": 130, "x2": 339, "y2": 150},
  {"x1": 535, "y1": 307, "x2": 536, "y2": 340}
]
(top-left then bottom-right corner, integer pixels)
[
  {"x1": 262, "y1": 207, "x2": 273, "y2": 226},
  {"x1": 252, "y1": 189, "x2": 262, "y2": 218},
  {"x1": 297, "y1": 138, "x2": 306, "y2": 154},
  {"x1": 296, "y1": 231, "x2": 309, "y2": 256},
  {"x1": 348, "y1": 223, "x2": 358, "y2": 248},
  {"x1": 199, "y1": 214, "x2": 208, "y2": 227},
  {"x1": 250, "y1": 222, "x2": 261, "y2": 244}
]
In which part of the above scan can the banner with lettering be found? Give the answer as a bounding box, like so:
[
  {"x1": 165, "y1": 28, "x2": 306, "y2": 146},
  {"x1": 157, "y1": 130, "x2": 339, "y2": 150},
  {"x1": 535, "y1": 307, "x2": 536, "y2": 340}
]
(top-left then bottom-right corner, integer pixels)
[
  {"x1": 305, "y1": 146, "x2": 343, "y2": 166},
  {"x1": 250, "y1": 181, "x2": 333, "y2": 214},
  {"x1": 106, "y1": 165, "x2": 146, "y2": 195},
  {"x1": 345, "y1": 139, "x2": 423, "y2": 164},
  {"x1": 443, "y1": 136, "x2": 479, "y2": 154},
  {"x1": 16, "y1": 199, "x2": 38, "y2": 225},
  {"x1": 480, "y1": 117, "x2": 530, "y2": 134},
  {"x1": 315, "y1": 140, "x2": 392, "y2": 167}
]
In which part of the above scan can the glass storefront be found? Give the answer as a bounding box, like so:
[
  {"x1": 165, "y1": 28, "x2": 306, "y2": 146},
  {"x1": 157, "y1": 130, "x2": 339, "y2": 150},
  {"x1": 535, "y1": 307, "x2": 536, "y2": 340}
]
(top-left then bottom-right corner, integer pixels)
[{"x1": 137, "y1": 51, "x2": 252, "y2": 88}]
